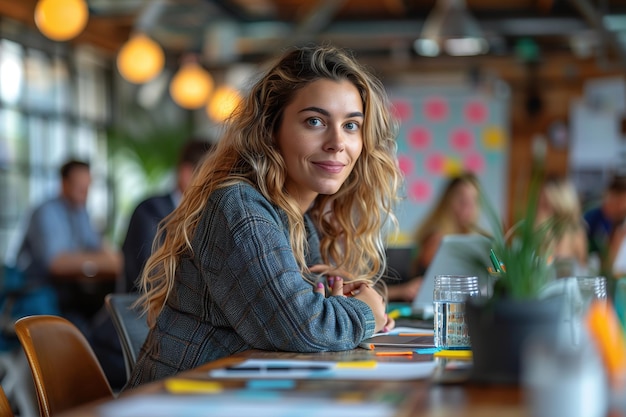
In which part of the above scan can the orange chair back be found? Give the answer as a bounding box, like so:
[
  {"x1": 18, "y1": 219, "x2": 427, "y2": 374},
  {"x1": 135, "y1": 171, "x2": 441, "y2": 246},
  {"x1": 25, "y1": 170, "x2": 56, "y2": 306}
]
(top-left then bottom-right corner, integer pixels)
[
  {"x1": 0, "y1": 385, "x2": 14, "y2": 417},
  {"x1": 14, "y1": 315, "x2": 113, "y2": 417}
]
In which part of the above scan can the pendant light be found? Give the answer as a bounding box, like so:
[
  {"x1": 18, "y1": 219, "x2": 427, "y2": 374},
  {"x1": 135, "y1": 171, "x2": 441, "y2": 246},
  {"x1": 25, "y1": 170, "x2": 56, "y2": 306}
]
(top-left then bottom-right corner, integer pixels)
[
  {"x1": 415, "y1": 0, "x2": 488, "y2": 57},
  {"x1": 169, "y1": 58, "x2": 214, "y2": 109},
  {"x1": 34, "y1": 0, "x2": 89, "y2": 42},
  {"x1": 116, "y1": 33, "x2": 165, "y2": 84}
]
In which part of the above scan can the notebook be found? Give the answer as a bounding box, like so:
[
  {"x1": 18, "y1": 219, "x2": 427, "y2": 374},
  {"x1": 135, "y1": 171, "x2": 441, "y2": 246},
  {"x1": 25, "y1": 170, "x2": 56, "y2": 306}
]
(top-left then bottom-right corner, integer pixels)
[{"x1": 410, "y1": 234, "x2": 493, "y2": 317}]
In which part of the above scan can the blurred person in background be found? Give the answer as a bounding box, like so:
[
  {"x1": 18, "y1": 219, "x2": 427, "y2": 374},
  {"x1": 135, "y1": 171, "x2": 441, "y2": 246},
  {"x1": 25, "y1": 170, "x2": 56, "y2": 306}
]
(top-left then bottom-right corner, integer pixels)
[
  {"x1": 386, "y1": 172, "x2": 484, "y2": 302},
  {"x1": 583, "y1": 174, "x2": 626, "y2": 274},
  {"x1": 535, "y1": 177, "x2": 587, "y2": 277},
  {"x1": 121, "y1": 139, "x2": 215, "y2": 291},
  {"x1": 91, "y1": 139, "x2": 214, "y2": 390},
  {"x1": 15, "y1": 159, "x2": 122, "y2": 335}
]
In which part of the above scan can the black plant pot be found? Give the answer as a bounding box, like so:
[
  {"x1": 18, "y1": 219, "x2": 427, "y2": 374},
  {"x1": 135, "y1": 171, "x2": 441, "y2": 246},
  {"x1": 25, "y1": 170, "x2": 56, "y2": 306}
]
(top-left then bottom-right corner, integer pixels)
[{"x1": 466, "y1": 296, "x2": 564, "y2": 384}]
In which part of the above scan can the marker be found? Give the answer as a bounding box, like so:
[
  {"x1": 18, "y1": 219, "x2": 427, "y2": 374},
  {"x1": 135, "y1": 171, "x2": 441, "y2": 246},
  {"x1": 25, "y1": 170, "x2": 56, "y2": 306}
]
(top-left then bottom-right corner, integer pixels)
[
  {"x1": 165, "y1": 378, "x2": 222, "y2": 394},
  {"x1": 387, "y1": 305, "x2": 412, "y2": 319},
  {"x1": 224, "y1": 365, "x2": 330, "y2": 372},
  {"x1": 489, "y1": 249, "x2": 502, "y2": 273},
  {"x1": 358, "y1": 342, "x2": 375, "y2": 350},
  {"x1": 397, "y1": 333, "x2": 432, "y2": 337},
  {"x1": 375, "y1": 351, "x2": 414, "y2": 356}
]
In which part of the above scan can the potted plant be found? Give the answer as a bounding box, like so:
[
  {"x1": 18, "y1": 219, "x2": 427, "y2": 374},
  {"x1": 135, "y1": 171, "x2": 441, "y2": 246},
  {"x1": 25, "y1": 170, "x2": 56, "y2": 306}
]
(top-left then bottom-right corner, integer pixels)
[{"x1": 466, "y1": 155, "x2": 567, "y2": 384}]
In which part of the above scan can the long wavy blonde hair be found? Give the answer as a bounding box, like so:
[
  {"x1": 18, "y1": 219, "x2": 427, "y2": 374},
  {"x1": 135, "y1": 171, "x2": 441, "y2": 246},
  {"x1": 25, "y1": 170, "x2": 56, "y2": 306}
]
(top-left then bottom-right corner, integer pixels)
[{"x1": 138, "y1": 45, "x2": 402, "y2": 326}]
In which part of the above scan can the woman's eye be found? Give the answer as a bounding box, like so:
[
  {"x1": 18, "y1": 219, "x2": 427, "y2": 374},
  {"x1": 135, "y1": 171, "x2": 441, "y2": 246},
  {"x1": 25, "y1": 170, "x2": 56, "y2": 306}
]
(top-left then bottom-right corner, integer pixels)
[
  {"x1": 344, "y1": 121, "x2": 360, "y2": 131},
  {"x1": 307, "y1": 117, "x2": 323, "y2": 127}
]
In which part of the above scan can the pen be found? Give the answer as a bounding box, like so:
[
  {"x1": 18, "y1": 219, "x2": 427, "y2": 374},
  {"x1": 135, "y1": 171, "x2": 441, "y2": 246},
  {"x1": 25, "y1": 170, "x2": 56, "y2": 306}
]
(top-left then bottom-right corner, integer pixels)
[
  {"x1": 397, "y1": 333, "x2": 432, "y2": 337},
  {"x1": 489, "y1": 249, "x2": 504, "y2": 273},
  {"x1": 375, "y1": 351, "x2": 414, "y2": 356},
  {"x1": 359, "y1": 343, "x2": 375, "y2": 350},
  {"x1": 224, "y1": 365, "x2": 330, "y2": 372}
]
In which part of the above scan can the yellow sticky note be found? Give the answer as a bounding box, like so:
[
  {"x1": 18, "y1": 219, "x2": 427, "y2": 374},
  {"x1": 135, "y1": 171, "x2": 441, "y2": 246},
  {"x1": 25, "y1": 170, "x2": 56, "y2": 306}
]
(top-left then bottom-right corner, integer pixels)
[
  {"x1": 336, "y1": 360, "x2": 378, "y2": 369},
  {"x1": 433, "y1": 350, "x2": 473, "y2": 359},
  {"x1": 164, "y1": 378, "x2": 223, "y2": 394}
]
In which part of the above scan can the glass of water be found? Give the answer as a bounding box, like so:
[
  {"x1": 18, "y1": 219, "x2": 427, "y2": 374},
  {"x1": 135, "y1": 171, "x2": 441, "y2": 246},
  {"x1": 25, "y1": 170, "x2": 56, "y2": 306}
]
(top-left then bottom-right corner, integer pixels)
[
  {"x1": 576, "y1": 276, "x2": 607, "y2": 311},
  {"x1": 433, "y1": 275, "x2": 480, "y2": 349}
]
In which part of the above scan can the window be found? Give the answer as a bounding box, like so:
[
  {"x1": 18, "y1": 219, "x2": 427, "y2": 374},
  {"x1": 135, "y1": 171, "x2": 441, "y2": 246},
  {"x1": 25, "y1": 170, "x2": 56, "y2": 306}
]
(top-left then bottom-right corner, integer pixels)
[{"x1": 0, "y1": 21, "x2": 113, "y2": 263}]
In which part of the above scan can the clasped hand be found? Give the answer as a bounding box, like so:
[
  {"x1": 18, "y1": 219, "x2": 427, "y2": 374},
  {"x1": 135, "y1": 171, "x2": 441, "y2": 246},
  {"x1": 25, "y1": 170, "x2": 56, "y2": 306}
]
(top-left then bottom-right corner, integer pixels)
[{"x1": 309, "y1": 264, "x2": 393, "y2": 333}]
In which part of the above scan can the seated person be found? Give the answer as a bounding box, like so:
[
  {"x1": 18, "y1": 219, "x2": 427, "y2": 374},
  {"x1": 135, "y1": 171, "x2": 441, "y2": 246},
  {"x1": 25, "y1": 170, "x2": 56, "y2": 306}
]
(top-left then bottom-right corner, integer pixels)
[
  {"x1": 14, "y1": 160, "x2": 122, "y2": 335},
  {"x1": 387, "y1": 172, "x2": 484, "y2": 302},
  {"x1": 122, "y1": 139, "x2": 214, "y2": 291},
  {"x1": 124, "y1": 45, "x2": 400, "y2": 389},
  {"x1": 584, "y1": 174, "x2": 626, "y2": 273},
  {"x1": 91, "y1": 139, "x2": 214, "y2": 390},
  {"x1": 535, "y1": 177, "x2": 587, "y2": 277}
]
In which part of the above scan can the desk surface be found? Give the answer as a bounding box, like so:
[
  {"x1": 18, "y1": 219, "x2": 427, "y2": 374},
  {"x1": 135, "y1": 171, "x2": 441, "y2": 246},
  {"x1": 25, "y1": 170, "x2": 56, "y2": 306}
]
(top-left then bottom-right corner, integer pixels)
[{"x1": 57, "y1": 349, "x2": 527, "y2": 417}]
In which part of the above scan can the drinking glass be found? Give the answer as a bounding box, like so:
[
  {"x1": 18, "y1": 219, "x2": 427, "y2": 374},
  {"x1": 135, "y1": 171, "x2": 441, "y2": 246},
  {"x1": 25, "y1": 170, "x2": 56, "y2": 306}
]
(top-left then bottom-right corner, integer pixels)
[
  {"x1": 576, "y1": 276, "x2": 607, "y2": 311},
  {"x1": 433, "y1": 275, "x2": 480, "y2": 349}
]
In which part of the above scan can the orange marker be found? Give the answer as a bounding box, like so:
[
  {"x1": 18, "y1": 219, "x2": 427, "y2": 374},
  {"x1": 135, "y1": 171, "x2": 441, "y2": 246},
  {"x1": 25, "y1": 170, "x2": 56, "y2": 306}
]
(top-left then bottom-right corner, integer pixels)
[
  {"x1": 586, "y1": 299, "x2": 626, "y2": 386},
  {"x1": 375, "y1": 351, "x2": 414, "y2": 356}
]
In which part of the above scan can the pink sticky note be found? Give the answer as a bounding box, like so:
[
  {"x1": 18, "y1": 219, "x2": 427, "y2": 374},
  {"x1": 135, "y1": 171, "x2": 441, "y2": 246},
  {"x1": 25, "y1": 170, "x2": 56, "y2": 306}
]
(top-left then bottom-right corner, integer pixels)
[
  {"x1": 464, "y1": 100, "x2": 488, "y2": 124},
  {"x1": 424, "y1": 97, "x2": 448, "y2": 122},
  {"x1": 426, "y1": 153, "x2": 445, "y2": 175},
  {"x1": 450, "y1": 128, "x2": 474, "y2": 152},
  {"x1": 409, "y1": 179, "x2": 432, "y2": 202},
  {"x1": 391, "y1": 100, "x2": 412, "y2": 122},
  {"x1": 408, "y1": 126, "x2": 431, "y2": 150},
  {"x1": 397, "y1": 154, "x2": 414, "y2": 176}
]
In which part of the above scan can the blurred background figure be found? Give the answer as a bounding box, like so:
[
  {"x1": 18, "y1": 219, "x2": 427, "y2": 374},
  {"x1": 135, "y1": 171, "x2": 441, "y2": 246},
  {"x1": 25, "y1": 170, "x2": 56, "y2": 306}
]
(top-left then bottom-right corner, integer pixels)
[
  {"x1": 386, "y1": 172, "x2": 484, "y2": 302},
  {"x1": 14, "y1": 159, "x2": 122, "y2": 336},
  {"x1": 91, "y1": 138, "x2": 213, "y2": 391},
  {"x1": 583, "y1": 175, "x2": 626, "y2": 275},
  {"x1": 535, "y1": 177, "x2": 588, "y2": 277},
  {"x1": 121, "y1": 139, "x2": 215, "y2": 291}
]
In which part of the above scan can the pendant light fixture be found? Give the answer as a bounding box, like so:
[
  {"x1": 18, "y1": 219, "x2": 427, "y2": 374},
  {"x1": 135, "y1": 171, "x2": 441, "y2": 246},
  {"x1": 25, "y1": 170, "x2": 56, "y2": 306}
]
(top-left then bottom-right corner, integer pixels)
[
  {"x1": 169, "y1": 57, "x2": 214, "y2": 109},
  {"x1": 206, "y1": 85, "x2": 242, "y2": 123},
  {"x1": 34, "y1": 0, "x2": 89, "y2": 42},
  {"x1": 415, "y1": 0, "x2": 488, "y2": 57},
  {"x1": 116, "y1": 33, "x2": 165, "y2": 84}
]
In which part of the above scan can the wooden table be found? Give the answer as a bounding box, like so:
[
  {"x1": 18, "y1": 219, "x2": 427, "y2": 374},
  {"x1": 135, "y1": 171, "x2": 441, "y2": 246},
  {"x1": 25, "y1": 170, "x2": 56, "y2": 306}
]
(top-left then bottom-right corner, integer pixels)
[{"x1": 57, "y1": 348, "x2": 528, "y2": 417}]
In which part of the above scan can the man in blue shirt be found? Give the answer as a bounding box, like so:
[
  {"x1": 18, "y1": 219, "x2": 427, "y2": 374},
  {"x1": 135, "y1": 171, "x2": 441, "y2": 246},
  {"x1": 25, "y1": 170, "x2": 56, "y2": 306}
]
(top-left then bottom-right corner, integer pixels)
[
  {"x1": 15, "y1": 160, "x2": 122, "y2": 333},
  {"x1": 583, "y1": 175, "x2": 626, "y2": 265}
]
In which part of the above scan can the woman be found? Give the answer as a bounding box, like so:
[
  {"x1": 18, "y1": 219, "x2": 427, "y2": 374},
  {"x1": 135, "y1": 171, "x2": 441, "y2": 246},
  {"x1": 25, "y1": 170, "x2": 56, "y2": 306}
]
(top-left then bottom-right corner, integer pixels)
[
  {"x1": 536, "y1": 177, "x2": 587, "y2": 275},
  {"x1": 125, "y1": 45, "x2": 402, "y2": 387},
  {"x1": 387, "y1": 173, "x2": 483, "y2": 302}
]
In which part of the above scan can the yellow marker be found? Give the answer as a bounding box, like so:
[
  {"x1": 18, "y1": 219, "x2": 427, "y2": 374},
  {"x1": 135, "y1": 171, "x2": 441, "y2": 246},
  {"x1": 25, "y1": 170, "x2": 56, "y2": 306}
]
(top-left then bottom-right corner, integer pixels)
[
  {"x1": 336, "y1": 360, "x2": 378, "y2": 369},
  {"x1": 433, "y1": 350, "x2": 473, "y2": 359},
  {"x1": 164, "y1": 378, "x2": 223, "y2": 394}
]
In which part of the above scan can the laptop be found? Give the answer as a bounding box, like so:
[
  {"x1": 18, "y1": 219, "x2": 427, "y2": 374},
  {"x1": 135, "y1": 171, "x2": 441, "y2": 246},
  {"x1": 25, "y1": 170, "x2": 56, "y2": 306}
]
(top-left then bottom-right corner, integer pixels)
[{"x1": 411, "y1": 234, "x2": 493, "y2": 318}]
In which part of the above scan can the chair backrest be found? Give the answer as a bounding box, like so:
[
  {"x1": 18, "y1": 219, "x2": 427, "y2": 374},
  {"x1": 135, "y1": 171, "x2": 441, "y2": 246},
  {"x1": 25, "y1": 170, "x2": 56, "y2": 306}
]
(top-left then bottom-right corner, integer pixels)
[
  {"x1": 0, "y1": 385, "x2": 14, "y2": 417},
  {"x1": 14, "y1": 315, "x2": 113, "y2": 417},
  {"x1": 104, "y1": 293, "x2": 149, "y2": 379}
]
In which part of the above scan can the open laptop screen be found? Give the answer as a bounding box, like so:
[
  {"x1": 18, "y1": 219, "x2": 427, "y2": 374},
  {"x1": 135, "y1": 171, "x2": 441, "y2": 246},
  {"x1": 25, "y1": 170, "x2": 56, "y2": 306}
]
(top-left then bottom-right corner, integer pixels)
[{"x1": 411, "y1": 234, "x2": 493, "y2": 317}]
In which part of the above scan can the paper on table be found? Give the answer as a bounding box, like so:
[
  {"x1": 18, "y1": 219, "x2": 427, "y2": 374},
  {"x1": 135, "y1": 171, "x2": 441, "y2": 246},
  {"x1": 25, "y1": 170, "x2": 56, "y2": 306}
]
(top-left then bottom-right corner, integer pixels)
[
  {"x1": 375, "y1": 326, "x2": 434, "y2": 336},
  {"x1": 99, "y1": 394, "x2": 398, "y2": 417},
  {"x1": 360, "y1": 326, "x2": 435, "y2": 348},
  {"x1": 209, "y1": 359, "x2": 437, "y2": 380}
]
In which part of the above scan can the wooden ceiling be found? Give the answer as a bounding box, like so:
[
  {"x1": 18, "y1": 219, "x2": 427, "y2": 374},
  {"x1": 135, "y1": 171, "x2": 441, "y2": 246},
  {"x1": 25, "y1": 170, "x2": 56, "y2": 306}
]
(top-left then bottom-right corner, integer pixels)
[{"x1": 2, "y1": 0, "x2": 626, "y2": 68}]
